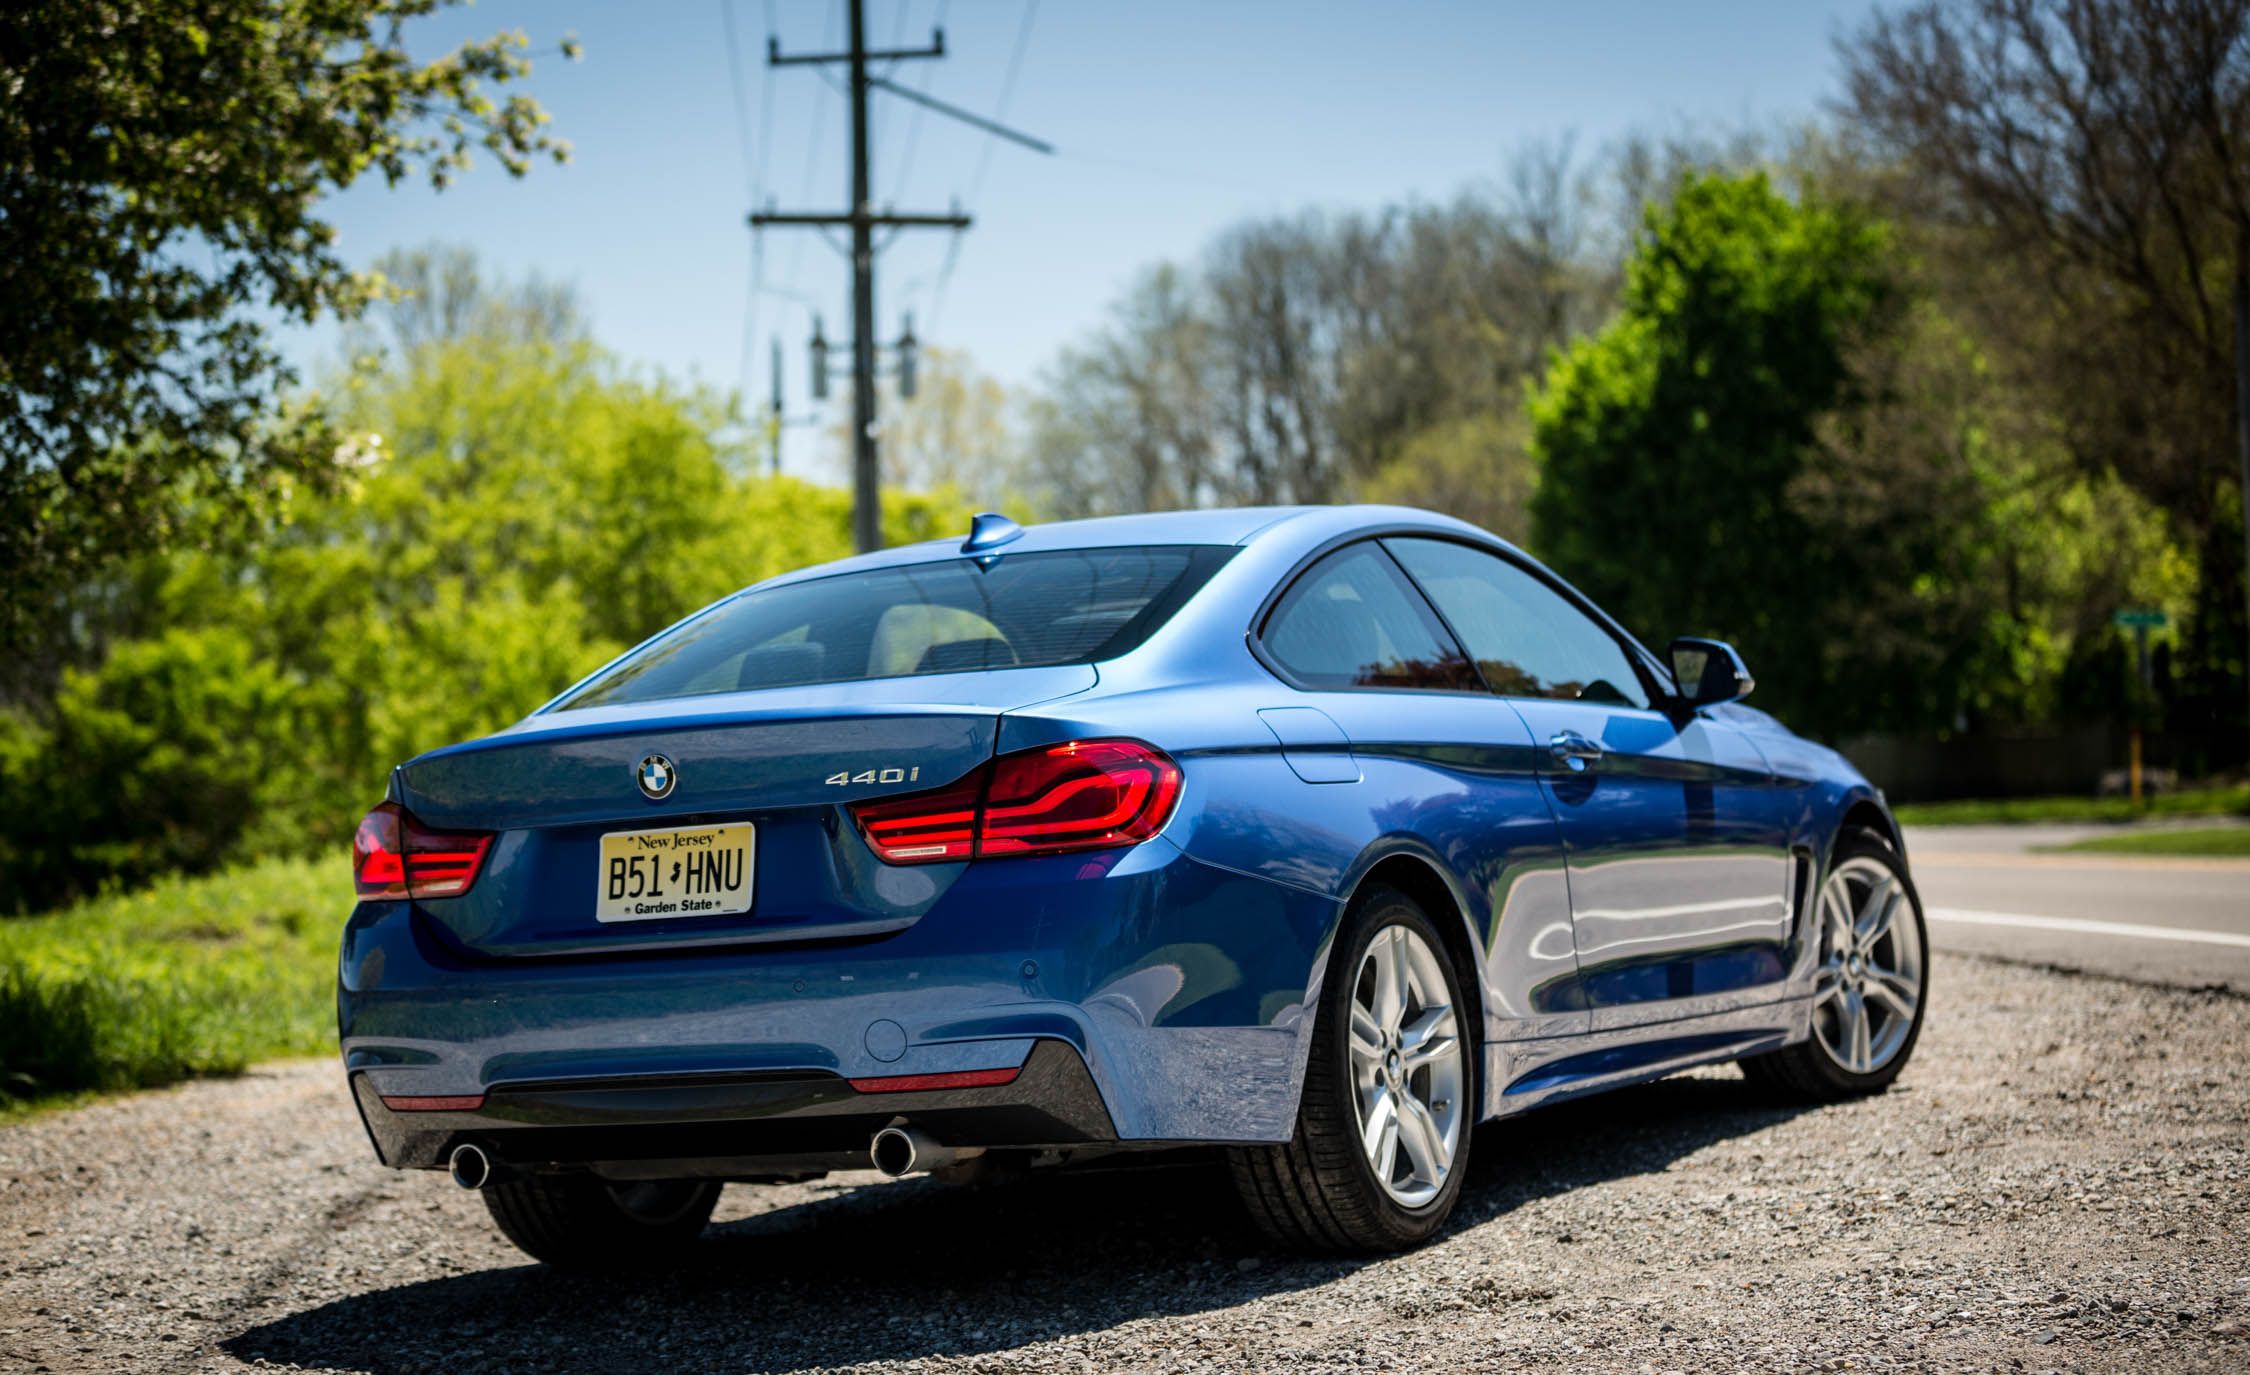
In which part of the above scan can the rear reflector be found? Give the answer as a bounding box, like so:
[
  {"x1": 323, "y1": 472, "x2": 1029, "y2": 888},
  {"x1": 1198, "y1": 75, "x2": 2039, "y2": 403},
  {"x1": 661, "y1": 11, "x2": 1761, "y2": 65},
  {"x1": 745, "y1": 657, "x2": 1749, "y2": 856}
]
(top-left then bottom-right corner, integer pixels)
[
  {"x1": 847, "y1": 1066, "x2": 1022, "y2": 1094},
  {"x1": 379, "y1": 1093, "x2": 487, "y2": 1112},
  {"x1": 353, "y1": 801, "x2": 495, "y2": 901},
  {"x1": 851, "y1": 739, "x2": 1182, "y2": 865}
]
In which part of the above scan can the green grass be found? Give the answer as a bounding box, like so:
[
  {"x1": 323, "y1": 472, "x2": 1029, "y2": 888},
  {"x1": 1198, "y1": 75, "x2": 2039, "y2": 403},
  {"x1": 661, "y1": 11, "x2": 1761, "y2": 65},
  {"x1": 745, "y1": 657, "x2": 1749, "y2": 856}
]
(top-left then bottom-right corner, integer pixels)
[
  {"x1": 0, "y1": 856, "x2": 338, "y2": 1114},
  {"x1": 1892, "y1": 784, "x2": 2250, "y2": 827},
  {"x1": 2039, "y1": 825, "x2": 2250, "y2": 858}
]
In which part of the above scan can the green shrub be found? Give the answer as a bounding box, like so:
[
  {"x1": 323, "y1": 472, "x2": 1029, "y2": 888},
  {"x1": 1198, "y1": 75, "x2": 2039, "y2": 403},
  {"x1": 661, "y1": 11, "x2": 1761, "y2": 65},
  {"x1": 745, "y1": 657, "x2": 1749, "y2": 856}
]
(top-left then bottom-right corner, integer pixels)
[
  {"x1": 0, "y1": 856, "x2": 337, "y2": 1106},
  {"x1": 0, "y1": 321, "x2": 975, "y2": 912}
]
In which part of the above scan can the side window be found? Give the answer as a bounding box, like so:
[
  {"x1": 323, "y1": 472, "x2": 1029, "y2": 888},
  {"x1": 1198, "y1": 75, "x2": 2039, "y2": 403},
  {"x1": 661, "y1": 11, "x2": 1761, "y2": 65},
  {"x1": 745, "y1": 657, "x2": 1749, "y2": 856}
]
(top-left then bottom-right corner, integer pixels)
[
  {"x1": 1385, "y1": 537, "x2": 1652, "y2": 710},
  {"x1": 1260, "y1": 543, "x2": 1478, "y2": 691}
]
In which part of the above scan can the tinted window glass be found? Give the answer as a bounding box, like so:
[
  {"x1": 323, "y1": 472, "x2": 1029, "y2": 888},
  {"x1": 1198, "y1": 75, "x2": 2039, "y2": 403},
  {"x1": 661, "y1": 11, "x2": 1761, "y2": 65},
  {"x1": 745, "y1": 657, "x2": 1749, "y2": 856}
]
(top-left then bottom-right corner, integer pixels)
[
  {"x1": 1260, "y1": 543, "x2": 1477, "y2": 691},
  {"x1": 1386, "y1": 537, "x2": 1651, "y2": 709},
  {"x1": 562, "y1": 546, "x2": 1230, "y2": 709}
]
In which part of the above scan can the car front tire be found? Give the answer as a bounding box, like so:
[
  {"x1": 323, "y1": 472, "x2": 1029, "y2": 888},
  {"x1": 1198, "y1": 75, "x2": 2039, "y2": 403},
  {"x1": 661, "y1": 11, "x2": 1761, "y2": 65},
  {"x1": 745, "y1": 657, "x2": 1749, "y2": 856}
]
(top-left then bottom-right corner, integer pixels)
[
  {"x1": 481, "y1": 1174, "x2": 721, "y2": 1269},
  {"x1": 1229, "y1": 883, "x2": 1475, "y2": 1252},
  {"x1": 1742, "y1": 828, "x2": 1930, "y2": 1100}
]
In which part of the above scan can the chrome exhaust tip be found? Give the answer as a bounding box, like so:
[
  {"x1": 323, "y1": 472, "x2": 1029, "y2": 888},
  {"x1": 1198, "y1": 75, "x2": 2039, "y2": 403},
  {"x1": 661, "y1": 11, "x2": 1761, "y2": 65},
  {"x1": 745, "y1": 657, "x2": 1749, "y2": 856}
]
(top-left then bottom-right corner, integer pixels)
[
  {"x1": 870, "y1": 1125, "x2": 982, "y2": 1179},
  {"x1": 870, "y1": 1125, "x2": 925, "y2": 1178},
  {"x1": 448, "y1": 1142, "x2": 494, "y2": 1191}
]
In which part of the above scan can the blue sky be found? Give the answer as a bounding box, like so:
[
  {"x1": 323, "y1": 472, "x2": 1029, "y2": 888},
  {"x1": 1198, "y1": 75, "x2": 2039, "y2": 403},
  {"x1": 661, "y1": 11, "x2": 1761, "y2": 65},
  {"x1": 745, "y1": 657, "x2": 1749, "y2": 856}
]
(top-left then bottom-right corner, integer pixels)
[{"x1": 295, "y1": 0, "x2": 1882, "y2": 476}]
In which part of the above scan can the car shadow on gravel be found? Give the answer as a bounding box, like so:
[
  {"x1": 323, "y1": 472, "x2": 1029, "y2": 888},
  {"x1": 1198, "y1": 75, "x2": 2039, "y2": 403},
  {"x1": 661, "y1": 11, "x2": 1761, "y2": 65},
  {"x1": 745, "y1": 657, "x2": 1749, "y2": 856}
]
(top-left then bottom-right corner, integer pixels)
[{"x1": 225, "y1": 1073, "x2": 1817, "y2": 1374}]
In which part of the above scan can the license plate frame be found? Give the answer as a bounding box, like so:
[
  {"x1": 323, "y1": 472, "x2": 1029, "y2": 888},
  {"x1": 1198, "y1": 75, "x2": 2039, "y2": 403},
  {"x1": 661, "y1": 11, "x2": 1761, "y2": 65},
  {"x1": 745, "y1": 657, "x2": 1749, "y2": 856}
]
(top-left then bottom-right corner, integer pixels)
[{"x1": 595, "y1": 822, "x2": 755, "y2": 924}]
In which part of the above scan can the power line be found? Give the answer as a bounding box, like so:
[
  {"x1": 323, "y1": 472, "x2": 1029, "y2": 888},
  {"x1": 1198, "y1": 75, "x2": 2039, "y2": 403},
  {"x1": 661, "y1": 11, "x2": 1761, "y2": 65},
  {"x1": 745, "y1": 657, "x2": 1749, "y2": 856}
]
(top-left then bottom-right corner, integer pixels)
[
  {"x1": 719, "y1": 0, "x2": 758, "y2": 196},
  {"x1": 722, "y1": 0, "x2": 764, "y2": 415},
  {"x1": 870, "y1": 0, "x2": 913, "y2": 149},
  {"x1": 885, "y1": 0, "x2": 950, "y2": 242},
  {"x1": 780, "y1": 1, "x2": 841, "y2": 302},
  {"x1": 927, "y1": 0, "x2": 1038, "y2": 341},
  {"x1": 963, "y1": 0, "x2": 1039, "y2": 211}
]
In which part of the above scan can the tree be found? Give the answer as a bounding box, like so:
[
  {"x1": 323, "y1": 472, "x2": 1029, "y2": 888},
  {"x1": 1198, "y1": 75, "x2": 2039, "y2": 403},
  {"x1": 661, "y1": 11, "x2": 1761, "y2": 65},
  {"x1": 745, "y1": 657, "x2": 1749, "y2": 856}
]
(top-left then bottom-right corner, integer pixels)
[
  {"x1": 1357, "y1": 411, "x2": 1538, "y2": 547},
  {"x1": 1022, "y1": 142, "x2": 1621, "y2": 520},
  {"x1": 1529, "y1": 172, "x2": 1898, "y2": 731},
  {"x1": 0, "y1": 257, "x2": 972, "y2": 912},
  {"x1": 827, "y1": 347, "x2": 1019, "y2": 505},
  {"x1": 1840, "y1": 0, "x2": 2250, "y2": 755},
  {"x1": 0, "y1": 0, "x2": 574, "y2": 656}
]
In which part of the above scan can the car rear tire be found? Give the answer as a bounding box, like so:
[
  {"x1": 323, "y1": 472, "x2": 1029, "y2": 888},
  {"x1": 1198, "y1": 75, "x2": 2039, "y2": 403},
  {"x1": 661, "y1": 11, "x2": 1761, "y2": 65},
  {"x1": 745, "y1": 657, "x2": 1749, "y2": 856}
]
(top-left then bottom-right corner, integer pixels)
[
  {"x1": 481, "y1": 1174, "x2": 721, "y2": 1269},
  {"x1": 1229, "y1": 884, "x2": 1475, "y2": 1252},
  {"x1": 1741, "y1": 828, "x2": 1929, "y2": 1101}
]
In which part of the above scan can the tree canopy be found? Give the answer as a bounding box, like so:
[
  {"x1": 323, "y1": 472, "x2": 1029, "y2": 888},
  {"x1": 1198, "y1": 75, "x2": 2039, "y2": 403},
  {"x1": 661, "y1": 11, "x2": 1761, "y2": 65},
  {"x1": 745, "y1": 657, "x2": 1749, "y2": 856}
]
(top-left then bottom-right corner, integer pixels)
[
  {"x1": 0, "y1": 274, "x2": 971, "y2": 913},
  {"x1": 0, "y1": 0, "x2": 574, "y2": 654}
]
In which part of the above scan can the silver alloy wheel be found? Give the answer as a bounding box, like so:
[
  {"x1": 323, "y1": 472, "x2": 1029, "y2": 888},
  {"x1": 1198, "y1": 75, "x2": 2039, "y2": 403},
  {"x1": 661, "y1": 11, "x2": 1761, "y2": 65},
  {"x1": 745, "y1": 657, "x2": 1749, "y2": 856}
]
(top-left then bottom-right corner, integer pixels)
[
  {"x1": 1347, "y1": 924, "x2": 1465, "y2": 1208},
  {"x1": 1811, "y1": 856, "x2": 1926, "y2": 1075}
]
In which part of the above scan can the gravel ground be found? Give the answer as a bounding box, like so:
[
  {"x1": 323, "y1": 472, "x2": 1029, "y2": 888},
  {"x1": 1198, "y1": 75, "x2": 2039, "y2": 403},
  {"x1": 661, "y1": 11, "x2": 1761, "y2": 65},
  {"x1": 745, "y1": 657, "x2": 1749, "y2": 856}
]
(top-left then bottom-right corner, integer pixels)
[{"x1": 2, "y1": 953, "x2": 2246, "y2": 1375}]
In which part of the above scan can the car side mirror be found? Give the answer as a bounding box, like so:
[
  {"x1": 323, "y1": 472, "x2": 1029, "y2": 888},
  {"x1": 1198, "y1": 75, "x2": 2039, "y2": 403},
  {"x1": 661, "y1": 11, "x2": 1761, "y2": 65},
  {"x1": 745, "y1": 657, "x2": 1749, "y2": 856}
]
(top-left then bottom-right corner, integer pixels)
[{"x1": 1668, "y1": 637, "x2": 1754, "y2": 708}]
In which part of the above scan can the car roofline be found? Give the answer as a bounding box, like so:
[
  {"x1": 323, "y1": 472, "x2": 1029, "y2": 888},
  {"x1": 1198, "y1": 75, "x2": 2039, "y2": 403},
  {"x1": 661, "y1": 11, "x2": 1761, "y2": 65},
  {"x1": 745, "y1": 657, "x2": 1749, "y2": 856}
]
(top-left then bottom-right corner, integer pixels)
[{"x1": 525, "y1": 505, "x2": 1517, "y2": 718}]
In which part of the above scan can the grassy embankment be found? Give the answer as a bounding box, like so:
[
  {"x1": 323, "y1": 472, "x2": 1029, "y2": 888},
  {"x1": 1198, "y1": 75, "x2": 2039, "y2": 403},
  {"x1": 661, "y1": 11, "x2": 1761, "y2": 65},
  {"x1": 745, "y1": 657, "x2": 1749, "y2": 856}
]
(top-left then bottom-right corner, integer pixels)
[
  {"x1": 1892, "y1": 783, "x2": 2250, "y2": 827},
  {"x1": 0, "y1": 857, "x2": 339, "y2": 1115},
  {"x1": 2039, "y1": 826, "x2": 2250, "y2": 858}
]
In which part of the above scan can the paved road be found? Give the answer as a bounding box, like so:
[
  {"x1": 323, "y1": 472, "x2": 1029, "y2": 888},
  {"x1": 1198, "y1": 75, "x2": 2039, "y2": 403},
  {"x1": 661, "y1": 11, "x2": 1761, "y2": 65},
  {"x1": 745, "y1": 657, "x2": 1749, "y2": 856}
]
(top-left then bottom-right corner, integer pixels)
[{"x1": 1904, "y1": 821, "x2": 2250, "y2": 991}]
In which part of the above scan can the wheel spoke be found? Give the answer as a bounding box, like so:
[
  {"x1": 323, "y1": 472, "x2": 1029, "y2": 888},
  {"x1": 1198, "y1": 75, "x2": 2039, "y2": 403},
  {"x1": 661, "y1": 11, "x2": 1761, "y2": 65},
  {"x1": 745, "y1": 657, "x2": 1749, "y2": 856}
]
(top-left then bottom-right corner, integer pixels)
[
  {"x1": 1822, "y1": 887, "x2": 1854, "y2": 956},
  {"x1": 1366, "y1": 938, "x2": 1403, "y2": 1031},
  {"x1": 1349, "y1": 1002, "x2": 1385, "y2": 1070},
  {"x1": 1813, "y1": 969, "x2": 1845, "y2": 1008},
  {"x1": 1386, "y1": 928, "x2": 1414, "y2": 1030},
  {"x1": 1854, "y1": 875, "x2": 1899, "y2": 948},
  {"x1": 1399, "y1": 1004, "x2": 1458, "y2": 1073},
  {"x1": 1360, "y1": 1086, "x2": 1397, "y2": 1165},
  {"x1": 1845, "y1": 989, "x2": 1872, "y2": 1072},
  {"x1": 1395, "y1": 1093, "x2": 1445, "y2": 1185},
  {"x1": 1864, "y1": 964, "x2": 1918, "y2": 1021}
]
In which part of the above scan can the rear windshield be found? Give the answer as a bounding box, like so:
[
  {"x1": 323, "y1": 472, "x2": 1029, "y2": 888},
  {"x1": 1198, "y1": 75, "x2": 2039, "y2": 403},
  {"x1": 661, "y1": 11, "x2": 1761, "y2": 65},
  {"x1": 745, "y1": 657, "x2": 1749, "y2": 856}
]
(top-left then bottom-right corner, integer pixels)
[{"x1": 558, "y1": 545, "x2": 1233, "y2": 709}]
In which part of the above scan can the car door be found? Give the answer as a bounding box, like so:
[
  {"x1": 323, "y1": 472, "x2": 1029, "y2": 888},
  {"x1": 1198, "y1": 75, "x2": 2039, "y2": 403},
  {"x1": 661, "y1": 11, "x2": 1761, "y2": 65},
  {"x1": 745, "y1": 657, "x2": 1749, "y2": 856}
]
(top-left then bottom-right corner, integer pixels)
[
  {"x1": 1384, "y1": 536, "x2": 1795, "y2": 1031},
  {"x1": 1254, "y1": 540, "x2": 1584, "y2": 1043}
]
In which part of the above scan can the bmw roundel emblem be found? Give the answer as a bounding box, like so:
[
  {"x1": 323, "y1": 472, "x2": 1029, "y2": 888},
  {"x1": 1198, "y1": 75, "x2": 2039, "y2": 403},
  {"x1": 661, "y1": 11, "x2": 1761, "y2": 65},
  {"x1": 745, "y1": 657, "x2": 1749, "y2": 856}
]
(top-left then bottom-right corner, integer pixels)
[{"x1": 636, "y1": 753, "x2": 676, "y2": 800}]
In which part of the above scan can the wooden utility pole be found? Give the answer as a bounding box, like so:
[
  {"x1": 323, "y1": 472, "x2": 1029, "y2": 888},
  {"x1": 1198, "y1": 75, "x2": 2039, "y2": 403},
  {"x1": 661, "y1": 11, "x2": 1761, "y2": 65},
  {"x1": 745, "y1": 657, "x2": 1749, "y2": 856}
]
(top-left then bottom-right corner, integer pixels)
[{"x1": 749, "y1": 0, "x2": 1048, "y2": 553}]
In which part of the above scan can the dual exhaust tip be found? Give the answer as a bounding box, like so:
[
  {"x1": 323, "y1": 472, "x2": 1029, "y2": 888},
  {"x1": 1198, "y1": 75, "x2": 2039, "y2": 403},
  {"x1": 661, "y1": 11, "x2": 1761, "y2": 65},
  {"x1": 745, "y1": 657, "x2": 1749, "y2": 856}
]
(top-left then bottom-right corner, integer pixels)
[
  {"x1": 870, "y1": 1124, "x2": 977, "y2": 1179},
  {"x1": 448, "y1": 1142, "x2": 496, "y2": 1191},
  {"x1": 448, "y1": 1126, "x2": 967, "y2": 1190}
]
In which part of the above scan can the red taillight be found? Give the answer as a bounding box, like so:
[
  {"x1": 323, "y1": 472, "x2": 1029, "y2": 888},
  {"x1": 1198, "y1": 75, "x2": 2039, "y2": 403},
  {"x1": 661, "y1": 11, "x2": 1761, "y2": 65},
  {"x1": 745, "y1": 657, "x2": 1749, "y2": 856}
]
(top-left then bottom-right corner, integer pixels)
[
  {"x1": 851, "y1": 739, "x2": 1182, "y2": 865},
  {"x1": 853, "y1": 773, "x2": 984, "y2": 863},
  {"x1": 980, "y1": 740, "x2": 1182, "y2": 856},
  {"x1": 400, "y1": 812, "x2": 493, "y2": 897},
  {"x1": 353, "y1": 803, "x2": 408, "y2": 900},
  {"x1": 352, "y1": 801, "x2": 493, "y2": 900}
]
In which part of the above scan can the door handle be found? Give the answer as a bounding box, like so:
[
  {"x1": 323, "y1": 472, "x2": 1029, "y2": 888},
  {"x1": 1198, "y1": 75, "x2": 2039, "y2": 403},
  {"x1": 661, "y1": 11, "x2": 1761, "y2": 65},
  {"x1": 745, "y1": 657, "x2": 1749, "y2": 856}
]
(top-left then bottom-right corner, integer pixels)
[{"x1": 1549, "y1": 730, "x2": 1603, "y2": 773}]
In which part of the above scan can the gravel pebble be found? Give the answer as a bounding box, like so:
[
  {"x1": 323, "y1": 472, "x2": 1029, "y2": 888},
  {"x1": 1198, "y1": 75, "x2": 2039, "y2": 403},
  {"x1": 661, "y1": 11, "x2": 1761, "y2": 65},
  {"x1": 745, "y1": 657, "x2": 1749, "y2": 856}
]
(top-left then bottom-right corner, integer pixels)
[{"x1": 1, "y1": 953, "x2": 2245, "y2": 1373}]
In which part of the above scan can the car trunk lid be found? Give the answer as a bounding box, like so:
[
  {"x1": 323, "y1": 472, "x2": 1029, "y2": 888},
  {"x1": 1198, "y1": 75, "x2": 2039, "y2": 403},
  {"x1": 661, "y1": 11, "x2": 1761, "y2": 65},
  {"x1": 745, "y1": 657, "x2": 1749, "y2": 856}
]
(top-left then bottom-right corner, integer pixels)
[{"x1": 390, "y1": 666, "x2": 1093, "y2": 957}]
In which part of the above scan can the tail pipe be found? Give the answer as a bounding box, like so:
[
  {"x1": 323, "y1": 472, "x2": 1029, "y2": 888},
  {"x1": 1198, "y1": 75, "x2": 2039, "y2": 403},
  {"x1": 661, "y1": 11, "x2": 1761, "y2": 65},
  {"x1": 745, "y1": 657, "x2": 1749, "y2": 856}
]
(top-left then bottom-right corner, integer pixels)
[
  {"x1": 448, "y1": 1142, "x2": 497, "y2": 1191},
  {"x1": 869, "y1": 1125, "x2": 981, "y2": 1178}
]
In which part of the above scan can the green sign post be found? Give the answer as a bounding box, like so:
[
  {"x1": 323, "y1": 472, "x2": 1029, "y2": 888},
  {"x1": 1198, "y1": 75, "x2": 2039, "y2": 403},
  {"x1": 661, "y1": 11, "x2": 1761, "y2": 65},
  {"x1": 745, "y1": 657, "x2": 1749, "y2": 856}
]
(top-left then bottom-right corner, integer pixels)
[{"x1": 2111, "y1": 609, "x2": 2169, "y2": 804}]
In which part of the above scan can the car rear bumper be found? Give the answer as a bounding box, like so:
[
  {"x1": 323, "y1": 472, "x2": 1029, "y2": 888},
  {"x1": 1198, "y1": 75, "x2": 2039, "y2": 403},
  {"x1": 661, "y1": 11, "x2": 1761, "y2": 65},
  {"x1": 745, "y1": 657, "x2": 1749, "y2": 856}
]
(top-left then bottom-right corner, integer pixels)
[
  {"x1": 350, "y1": 1038, "x2": 1118, "y2": 1174},
  {"x1": 338, "y1": 837, "x2": 1343, "y2": 1166}
]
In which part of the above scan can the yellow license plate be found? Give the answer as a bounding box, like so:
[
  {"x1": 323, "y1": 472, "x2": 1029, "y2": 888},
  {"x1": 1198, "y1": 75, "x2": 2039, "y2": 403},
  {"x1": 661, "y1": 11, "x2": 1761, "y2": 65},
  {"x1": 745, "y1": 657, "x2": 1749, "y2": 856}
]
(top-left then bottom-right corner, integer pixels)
[{"x1": 595, "y1": 822, "x2": 755, "y2": 923}]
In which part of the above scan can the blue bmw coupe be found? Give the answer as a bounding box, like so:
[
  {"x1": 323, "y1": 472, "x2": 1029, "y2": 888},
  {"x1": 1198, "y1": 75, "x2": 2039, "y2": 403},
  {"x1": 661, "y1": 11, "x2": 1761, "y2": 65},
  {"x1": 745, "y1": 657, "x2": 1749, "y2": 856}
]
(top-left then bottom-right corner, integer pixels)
[{"x1": 341, "y1": 504, "x2": 1928, "y2": 1263}]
